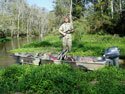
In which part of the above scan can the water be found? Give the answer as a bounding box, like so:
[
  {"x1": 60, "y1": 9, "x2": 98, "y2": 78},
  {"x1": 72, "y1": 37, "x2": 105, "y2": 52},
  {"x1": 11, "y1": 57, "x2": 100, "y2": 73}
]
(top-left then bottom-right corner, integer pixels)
[{"x1": 0, "y1": 36, "x2": 41, "y2": 67}]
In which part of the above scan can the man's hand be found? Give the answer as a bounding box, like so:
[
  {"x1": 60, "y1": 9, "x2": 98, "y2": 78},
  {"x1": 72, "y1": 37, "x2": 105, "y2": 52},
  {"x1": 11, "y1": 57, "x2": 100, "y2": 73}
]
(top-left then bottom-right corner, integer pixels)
[
  {"x1": 59, "y1": 33, "x2": 66, "y2": 39},
  {"x1": 63, "y1": 33, "x2": 66, "y2": 36}
]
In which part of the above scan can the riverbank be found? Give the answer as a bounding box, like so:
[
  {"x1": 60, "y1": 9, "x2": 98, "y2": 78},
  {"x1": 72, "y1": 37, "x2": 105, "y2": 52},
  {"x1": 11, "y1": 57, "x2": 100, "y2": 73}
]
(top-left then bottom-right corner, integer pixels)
[{"x1": 11, "y1": 34, "x2": 125, "y2": 57}]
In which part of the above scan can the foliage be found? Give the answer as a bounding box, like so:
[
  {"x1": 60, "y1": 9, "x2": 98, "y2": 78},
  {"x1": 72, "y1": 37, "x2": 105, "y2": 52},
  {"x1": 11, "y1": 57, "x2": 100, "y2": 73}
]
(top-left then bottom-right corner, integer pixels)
[
  {"x1": 11, "y1": 34, "x2": 125, "y2": 57},
  {"x1": 72, "y1": 0, "x2": 84, "y2": 19},
  {"x1": 0, "y1": 64, "x2": 125, "y2": 94},
  {"x1": 74, "y1": 12, "x2": 117, "y2": 34},
  {"x1": 0, "y1": 0, "x2": 49, "y2": 38},
  {"x1": 73, "y1": 19, "x2": 86, "y2": 45},
  {"x1": 71, "y1": 34, "x2": 125, "y2": 56},
  {"x1": 0, "y1": 37, "x2": 11, "y2": 43},
  {"x1": 53, "y1": 0, "x2": 71, "y2": 27},
  {"x1": 72, "y1": 0, "x2": 125, "y2": 35}
]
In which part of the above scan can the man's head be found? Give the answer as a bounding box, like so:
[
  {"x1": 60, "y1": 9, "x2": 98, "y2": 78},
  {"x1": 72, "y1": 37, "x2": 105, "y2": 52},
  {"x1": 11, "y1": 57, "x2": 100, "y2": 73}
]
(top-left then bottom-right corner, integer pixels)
[{"x1": 64, "y1": 16, "x2": 70, "y2": 23}]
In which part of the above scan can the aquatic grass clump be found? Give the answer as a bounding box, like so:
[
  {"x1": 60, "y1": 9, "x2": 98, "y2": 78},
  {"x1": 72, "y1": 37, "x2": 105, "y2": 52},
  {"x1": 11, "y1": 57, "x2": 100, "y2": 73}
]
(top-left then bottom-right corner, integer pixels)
[{"x1": 11, "y1": 34, "x2": 125, "y2": 56}]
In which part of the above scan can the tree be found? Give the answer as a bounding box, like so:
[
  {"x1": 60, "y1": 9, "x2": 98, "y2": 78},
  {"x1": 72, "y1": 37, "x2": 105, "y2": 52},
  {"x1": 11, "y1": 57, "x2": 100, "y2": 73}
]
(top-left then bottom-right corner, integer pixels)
[
  {"x1": 0, "y1": 0, "x2": 50, "y2": 38},
  {"x1": 72, "y1": 0, "x2": 84, "y2": 19},
  {"x1": 54, "y1": 0, "x2": 71, "y2": 26}
]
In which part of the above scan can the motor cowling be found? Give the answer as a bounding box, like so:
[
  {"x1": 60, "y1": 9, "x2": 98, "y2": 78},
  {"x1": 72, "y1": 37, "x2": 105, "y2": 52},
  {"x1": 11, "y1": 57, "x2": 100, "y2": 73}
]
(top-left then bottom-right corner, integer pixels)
[
  {"x1": 103, "y1": 47, "x2": 120, "y2": 67},
  {"x1": 104, "y1": 47, "x2": 120, "y2": 59}
]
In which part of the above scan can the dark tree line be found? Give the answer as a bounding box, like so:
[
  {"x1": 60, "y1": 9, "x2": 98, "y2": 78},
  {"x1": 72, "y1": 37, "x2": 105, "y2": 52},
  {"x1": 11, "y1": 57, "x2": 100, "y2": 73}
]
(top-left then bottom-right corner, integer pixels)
[{"x1": 72, "y1": 0, "x2": 125, "y2": 35}]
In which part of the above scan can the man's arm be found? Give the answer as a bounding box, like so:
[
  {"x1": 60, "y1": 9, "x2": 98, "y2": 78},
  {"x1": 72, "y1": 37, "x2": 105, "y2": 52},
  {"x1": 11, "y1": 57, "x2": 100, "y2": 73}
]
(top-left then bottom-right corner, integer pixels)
[{"x1": 59, "y1": 24, "x2": 66, "y2": 36}]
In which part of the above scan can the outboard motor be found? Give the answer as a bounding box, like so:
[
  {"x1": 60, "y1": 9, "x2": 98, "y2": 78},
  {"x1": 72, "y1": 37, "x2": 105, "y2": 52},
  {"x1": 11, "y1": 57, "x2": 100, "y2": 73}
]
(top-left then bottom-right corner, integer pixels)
[{"x1": 103, "y1": 47, "x2": 120, "y2": 67}]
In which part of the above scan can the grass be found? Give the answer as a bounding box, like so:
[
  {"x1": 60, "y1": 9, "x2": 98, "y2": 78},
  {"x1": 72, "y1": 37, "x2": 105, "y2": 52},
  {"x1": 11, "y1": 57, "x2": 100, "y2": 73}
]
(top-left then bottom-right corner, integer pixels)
[
  {"x1": 0, "y1": 64, "x2": 125, "y2": 94},
  {"x1": 11, "y1": 34, "x2": 125, "y2": 57}
]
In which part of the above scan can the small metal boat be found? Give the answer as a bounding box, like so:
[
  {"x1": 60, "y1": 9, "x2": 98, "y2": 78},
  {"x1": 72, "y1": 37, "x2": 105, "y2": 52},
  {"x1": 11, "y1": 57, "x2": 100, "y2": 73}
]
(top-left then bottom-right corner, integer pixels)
[{"x1": 13, "y1": 47, "x2": 120, "y2": 70}]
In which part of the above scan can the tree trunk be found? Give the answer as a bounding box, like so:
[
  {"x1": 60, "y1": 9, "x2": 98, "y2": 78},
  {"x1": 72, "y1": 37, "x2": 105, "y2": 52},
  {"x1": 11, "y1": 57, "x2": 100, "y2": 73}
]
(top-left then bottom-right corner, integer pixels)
[
  {"x1": 27, "y1": 19, "x2": 29, "y2": 37},
  {"x1": 17, "y1": 6, "x2": 20, "y2": 38},
  {"x1": 111, "y1": 0, "x2": 114, "y2": 18},
  {"x1": 70, "y1": 0, "x2": 73, "y2": 25},
  {"x1": 119, "y1": 0, "x2": 122, "y2": 11},
  {"x1": 11, "y1": 20, "x2": 14, "y2": 37}
]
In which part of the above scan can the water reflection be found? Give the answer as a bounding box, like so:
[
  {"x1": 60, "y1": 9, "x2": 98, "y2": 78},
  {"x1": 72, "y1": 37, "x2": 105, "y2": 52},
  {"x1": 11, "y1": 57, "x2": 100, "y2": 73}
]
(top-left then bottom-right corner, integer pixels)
[{"x1": 0, "y1": 36, "x2": 40, "y2": 67}]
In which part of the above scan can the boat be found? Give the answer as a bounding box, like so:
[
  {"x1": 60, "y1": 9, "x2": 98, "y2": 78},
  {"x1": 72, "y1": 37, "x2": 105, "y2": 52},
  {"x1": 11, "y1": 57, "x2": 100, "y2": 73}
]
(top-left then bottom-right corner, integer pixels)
[{"x1": 13, "y1": 47, "x2": 120, "y2": 70}]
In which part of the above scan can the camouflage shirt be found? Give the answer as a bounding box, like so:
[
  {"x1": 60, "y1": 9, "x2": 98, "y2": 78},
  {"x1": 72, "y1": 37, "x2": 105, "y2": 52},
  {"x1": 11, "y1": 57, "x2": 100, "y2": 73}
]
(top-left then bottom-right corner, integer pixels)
[{"x1": 59, "y1": 23, "x2": 73, "y2": 33}]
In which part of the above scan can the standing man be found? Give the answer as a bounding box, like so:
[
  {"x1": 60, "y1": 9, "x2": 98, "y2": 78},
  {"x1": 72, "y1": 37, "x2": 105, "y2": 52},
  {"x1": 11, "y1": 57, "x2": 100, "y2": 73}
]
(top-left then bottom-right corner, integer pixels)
[{"x1": 59, "y1": 16, "x2": 74, "y2": 51}]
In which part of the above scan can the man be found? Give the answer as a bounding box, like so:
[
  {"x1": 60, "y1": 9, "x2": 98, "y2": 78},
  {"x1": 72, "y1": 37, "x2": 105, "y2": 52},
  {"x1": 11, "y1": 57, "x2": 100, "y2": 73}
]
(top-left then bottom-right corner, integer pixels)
[{"x1": 59, "y1": 16, "x2": 74, "y2": 51}]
